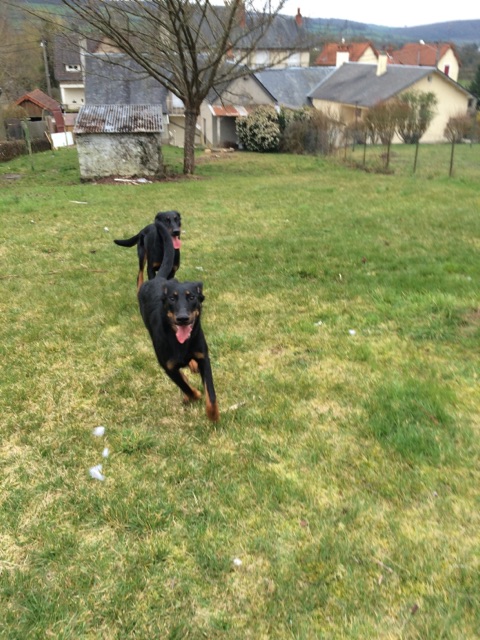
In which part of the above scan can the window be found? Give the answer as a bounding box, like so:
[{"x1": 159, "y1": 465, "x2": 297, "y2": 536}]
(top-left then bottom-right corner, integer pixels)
[
  {"x1": 286, "y1": 53, "x2": 301, "y2": 67},
  {"x1": 444, "y1": 65, "x2": 450, "y2": 77},
  {"x1": 253, "y1": 50, "x2": 269, "y2": 68}
]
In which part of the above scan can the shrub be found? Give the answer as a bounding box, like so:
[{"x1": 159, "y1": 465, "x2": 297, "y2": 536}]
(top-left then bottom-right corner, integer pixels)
[
  {"x1": 0, "y1": 138, "x2": 52, "y2": 162},
  {"x1": 282, "y1": 108, "x2": 341, "y2": 155},
  {"x1": 236, "y1": 106, "x2": 281, "y2": 152},
  {"x1": 0, "y1": 140, "x2": 27, "y2": 162}
]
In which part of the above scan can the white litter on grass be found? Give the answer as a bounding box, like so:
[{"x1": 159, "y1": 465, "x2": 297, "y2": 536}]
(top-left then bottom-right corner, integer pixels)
[
  {"x1": 92, "y1": 426, "x2": 105, "y2": 437},
  {"x1": 102, "y1": 447, "x2": 109, "y2": 458},
  {"x1": 228, "y1": 401, "x2": 246, "y2": 411},
  {"x1": 233, "y1": 558, "x2": 242, "y2": 567},
  {"x1": 314, "y1": 321, "x2": 323, "y2": 326},
  {"x1": 349, "y1": 329, "x2": 356, "y2": 336},
  {"x1": 195, "y1": 266, "x2": 204, "y2": 271},
  {"x1": 89, "y1": 464, "x2": 105, "y2": 481},
  {"x1": 104, "y1": 227, "x2": 109, "y2": 232},
  {"x1": 30, "y1": 220, "x2": 35, "y2": 224}
]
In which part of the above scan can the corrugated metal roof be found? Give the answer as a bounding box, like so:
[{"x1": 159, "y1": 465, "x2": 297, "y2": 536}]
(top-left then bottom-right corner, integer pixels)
[
  {"x1": 74, "y1": 104, "x2": 164, "y2": 134},
  {"x1": 210, "y1": 105, "x2": 251, "y2": 117}
]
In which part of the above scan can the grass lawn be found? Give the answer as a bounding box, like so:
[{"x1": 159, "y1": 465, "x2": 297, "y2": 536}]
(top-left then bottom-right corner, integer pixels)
[{"x1": 0, "y1": 143, "x2": 479, "y2": 639}]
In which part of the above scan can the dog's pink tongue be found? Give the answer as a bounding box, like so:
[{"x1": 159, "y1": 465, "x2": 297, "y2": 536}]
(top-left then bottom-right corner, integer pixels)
[
  {"x1": 173, "y1": 237, "x2": 181, "y2": 249},
  {"x1": 176, "y1": 324, "x2": 192, "y2": 344}
]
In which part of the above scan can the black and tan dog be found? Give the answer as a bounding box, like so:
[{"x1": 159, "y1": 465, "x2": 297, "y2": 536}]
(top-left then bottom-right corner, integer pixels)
[
  {"x1": 114, "y1": 210, "x2": 182, "y2": 290},
  {"x1": 138, "y1": 221, "x2": 219, "y2": 422}
]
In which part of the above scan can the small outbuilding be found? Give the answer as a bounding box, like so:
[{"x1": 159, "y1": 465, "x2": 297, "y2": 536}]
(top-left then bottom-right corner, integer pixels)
[
  {"x1": 15, "y1": 88, "x2": 65, "y2": 134},
  {"x1": 73, "y1": 104, "x2": 164, "y2": 180}
]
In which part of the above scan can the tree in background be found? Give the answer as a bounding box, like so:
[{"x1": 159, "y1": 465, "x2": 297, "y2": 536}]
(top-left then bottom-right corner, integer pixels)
[
  {"x1": 469, "y1": 64, "x2": 480, "y2": 108},
  {"x1": 396, "y1": 91, "x2": 437, "y2": 144},
  {"x1": 396, "y1": 90, "x2": 438, "y2": 173},
  {"x1": 0, "y1": 7, "x2": 51, "y2": 101},
  {"x1": 444, "y1": 113, "x2": 475, "y2": 177},
  {"x1": 363, "y1": 100, "x2": 404, "y2": 171},
  {"x1": 31, "y1": 0, "x2": 299, "y2": 174}
]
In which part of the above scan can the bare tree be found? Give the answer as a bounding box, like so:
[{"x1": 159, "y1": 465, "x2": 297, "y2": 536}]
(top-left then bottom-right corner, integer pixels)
[
  {"x1": 364, "y1": 99, "x2": 404, "y2": 171},
  {"x1": 444, "y1": 113, "x2": 474, "y2": 177},
  {"x1": 0, "y1": 7, "x2": 51, "y2": 101},
  {"x1": 28, "y1": 0, "x2": 300, "y2": 174}
]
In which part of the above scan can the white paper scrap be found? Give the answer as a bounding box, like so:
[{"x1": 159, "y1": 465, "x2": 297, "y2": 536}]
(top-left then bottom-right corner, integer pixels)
[{"x1": 89, "y1": 465, "x2": 105, "y2": 481}]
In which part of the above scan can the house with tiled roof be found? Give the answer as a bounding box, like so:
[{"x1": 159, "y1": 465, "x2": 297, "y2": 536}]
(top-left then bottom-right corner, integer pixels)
[
  {"x1": 199, "y1": 66, "x2": 335, "y2": 147},
  {"x1": 389, "y1": 42, "x2": 460, "y2": 81},
  {"x1": 15, "y1": 89, "x2": 65, "y2": 133},
  {"x1": 227, "y1": 8, "x2": 313, "y2": 68},
  {"x1": 314, "y1": 42, "x2": 379, "y2": 67},
  {"x1": 54, "y1": 35, "x2": 90, "y2": 111},
  {"x1": 309, "y1": 58, "x2": 475, "y2": 143}
]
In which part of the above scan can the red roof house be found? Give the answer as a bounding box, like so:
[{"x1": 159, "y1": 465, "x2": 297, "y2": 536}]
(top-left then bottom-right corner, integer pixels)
[{"x1": 314, "y1": 41, "x2": 379, "y2": 66}]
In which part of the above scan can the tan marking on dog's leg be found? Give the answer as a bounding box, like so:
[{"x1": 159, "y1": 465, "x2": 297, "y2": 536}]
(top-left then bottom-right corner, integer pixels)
[
  {"x1": 188, "y1": 359, "x2": 199, "y2": 374},
  {"x1": 137, "y1": 270, "x2": 144, "y2": 293},
  {"x1": 179, "y1": 371, "x2": 201, "y2": 402},
  {"x1": 205, "y1": 389, "x2": 219, "y2": 422}
]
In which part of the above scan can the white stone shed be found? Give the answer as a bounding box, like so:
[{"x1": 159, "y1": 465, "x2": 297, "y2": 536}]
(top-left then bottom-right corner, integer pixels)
[{"x1": 74, "y1": 104, "x2": 164, "y2": 180}]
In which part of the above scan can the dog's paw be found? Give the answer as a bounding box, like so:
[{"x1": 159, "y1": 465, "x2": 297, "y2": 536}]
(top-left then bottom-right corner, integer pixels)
[
  {"x1": 183, "y1": 388, "x2": 202, "y2": 403},
  {"x1": 206, "y1": 401, "x2": 220, "y2": 422}
]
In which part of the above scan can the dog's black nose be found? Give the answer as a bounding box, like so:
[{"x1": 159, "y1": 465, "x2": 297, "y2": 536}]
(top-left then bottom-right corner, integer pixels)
[{"x1": 175, "y1": 314, "x2": 190, "y2": 325}]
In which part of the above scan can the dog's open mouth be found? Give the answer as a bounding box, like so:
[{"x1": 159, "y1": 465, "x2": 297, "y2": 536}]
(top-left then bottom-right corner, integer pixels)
[
  {"x1": 173, "y1": 237, "x2": 181, "y2": 249},
  {"x1": 175, "y1": 323, "x2": 193, "y2": 344}
]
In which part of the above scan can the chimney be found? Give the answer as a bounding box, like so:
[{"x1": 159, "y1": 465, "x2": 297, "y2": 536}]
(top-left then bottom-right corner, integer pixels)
[
  {"x1": 376, "y1": 52, "x2": 388, "y2": 76},
  {"x1": 238, "y1": 1, "x2": 246, "y2": 28},
  {"x1": 336, "y1": 45, "x2": 349, "y2": 67},
  {"x1": 295, "y1": 8, "x2": 303, "y2": 28}
]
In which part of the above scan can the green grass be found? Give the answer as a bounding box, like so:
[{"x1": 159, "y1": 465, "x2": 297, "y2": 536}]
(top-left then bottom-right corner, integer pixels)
[{"x1": 0, "y1": 144, "x2": 479, "y2": 639}]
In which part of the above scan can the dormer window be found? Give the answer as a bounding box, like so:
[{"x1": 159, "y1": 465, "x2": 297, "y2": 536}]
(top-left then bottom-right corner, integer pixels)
[{"x1": 66, "y1": 64, "x2": 81, "y2": 72}]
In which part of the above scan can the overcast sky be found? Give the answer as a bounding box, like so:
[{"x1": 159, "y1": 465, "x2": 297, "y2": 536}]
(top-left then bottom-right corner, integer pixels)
[{"x1": 279, "y1": 1, "x2": 479, "y2": 28}]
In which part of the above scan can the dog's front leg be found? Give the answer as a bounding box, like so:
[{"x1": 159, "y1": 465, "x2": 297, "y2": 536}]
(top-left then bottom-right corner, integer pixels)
[
  {"x1": 197, "y1": 357, "x2": 219, "y2": 422},
  {"x1": 164, "y1": 367, "x2": 201, "y2": 403}
]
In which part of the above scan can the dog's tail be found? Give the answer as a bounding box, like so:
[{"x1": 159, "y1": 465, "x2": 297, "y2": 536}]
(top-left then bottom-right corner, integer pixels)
[
  {"x1": 155, "y1": 221, "x2": 175, "y2": 279},
  {"x1": 113, "y1": 234, "x2": 140, "y2": 247}
]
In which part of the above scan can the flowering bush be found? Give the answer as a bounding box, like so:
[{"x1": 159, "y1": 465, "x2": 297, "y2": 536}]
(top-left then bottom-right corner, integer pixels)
[{"x1": 236, "y1": 106, "x2": 281, "y2": 152}]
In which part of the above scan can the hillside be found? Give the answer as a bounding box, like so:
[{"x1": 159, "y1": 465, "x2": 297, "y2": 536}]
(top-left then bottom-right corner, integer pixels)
[
  {"x1": 11, "y1": 0, "x2": 480, "y2": 46},
  {"x1": 305, "y1": 17, "x2": 480, "y2": 46}
]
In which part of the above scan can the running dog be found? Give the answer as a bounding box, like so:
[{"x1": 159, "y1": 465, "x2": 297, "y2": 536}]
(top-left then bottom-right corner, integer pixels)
[
  {"x1": 138, "y1": 222, "x2": 219, "y2": 422},
  {"x1": 114, "y1": 210, "x2": 182, "y2": 290}
]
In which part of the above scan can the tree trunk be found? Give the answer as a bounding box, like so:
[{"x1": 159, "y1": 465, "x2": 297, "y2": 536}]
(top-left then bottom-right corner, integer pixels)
[
  {"x1": 413, "y1": 140, "x2": 419, "y2": 174},
  {"x1": 449, "y1": 140, "x2": 455, "y2": 177},
  {"x1": 183, "y1": 108, "x2": 199, "y2": 175}
]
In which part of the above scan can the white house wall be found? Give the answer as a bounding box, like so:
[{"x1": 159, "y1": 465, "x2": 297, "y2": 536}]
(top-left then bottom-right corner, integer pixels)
[
  {"x1": 60, "y1": 84, "x2": 85, "y2": 111},
  {"x1": 241, "y1": 49, "x2": 310, "y2": 69},
  {"x1": 312, "y1": 75, "x2": 471, "y2": 144},
  {"x1": 402, "y1": 74, "x2": 469, "y2": 142},
  {"x1": 437, "y1": 50, "x2": 459, "y2": 81}
]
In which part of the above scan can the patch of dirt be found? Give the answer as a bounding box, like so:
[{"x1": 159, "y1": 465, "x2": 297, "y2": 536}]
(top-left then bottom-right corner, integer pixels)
[
  {"x1": 1, "y1": 173, "x2": 22, "y2": 181},
  {"x1": 85, "y1": 151, "x2": 238, "y2": 184}
]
